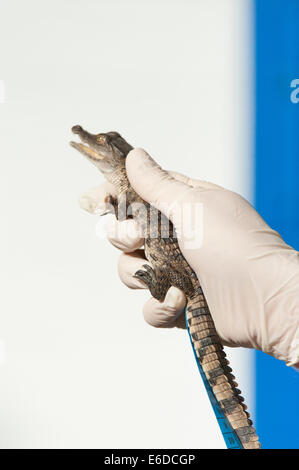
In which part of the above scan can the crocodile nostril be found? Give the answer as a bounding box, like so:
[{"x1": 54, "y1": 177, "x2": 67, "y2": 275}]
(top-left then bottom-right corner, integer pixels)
[{"x1": 71, "y1": 125, "x2": 83, "y2": 134}]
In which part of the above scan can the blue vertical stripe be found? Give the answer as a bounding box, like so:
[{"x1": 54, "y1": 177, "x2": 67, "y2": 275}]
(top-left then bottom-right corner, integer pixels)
[{"x1": 254, "y1": 0, "x2": 299, "y2": 449}]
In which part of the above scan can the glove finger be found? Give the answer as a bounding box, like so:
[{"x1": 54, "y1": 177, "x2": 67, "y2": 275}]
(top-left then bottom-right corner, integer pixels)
[
  {"x1": 117, "y1": 251, "x2": 187, "y2": 328},
  {"x1": 126, "y1": 149, "x2": 224, "y2": 225},
  {"x1": 126, "y1": 148, "x2": 191, "y2": 217},
  {"x1": 168, "y1": 170, "x2": 225, "y2": 191},
  {"x1": 143, "y1": 286, "x2": 186, "y2": 329},
  {"x1": 118, "y1": 250, "x2": 149, "y2": 289},
  {"x1": 105, "y1": 215, "x2": 144, "y2": 252},
  {"x1": 79, "y1": 182, "x2": 117, "y2": 215}
]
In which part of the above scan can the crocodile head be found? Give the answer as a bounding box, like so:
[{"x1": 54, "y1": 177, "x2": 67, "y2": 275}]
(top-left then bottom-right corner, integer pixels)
[{"x1": 70, "y1": 125, "x2": 133, "y2": 177}]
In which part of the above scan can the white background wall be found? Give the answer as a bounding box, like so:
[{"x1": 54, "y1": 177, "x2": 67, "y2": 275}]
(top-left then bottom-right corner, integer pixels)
[{"x1": 0, "y1": 0, "x2": 253, "y2": 448}]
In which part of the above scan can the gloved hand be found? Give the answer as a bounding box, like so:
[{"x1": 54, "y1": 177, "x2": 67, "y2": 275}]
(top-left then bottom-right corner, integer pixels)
[{"x1": 79, "y1": 148, "x2": 299, "y2": 367}]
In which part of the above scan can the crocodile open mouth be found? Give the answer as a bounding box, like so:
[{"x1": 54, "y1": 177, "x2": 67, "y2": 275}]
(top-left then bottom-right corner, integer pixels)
[
  {"x1": 70, "y1": 125, "x2": 107, "y2": 161},
  {"x1": 70, "y1": 140, "x2": 105, "y2": 161}
]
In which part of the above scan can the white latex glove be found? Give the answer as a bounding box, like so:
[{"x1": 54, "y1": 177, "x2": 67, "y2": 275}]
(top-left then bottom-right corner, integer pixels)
[{"x1": 79, "y1": 148, "x2": 299, "y2": 367}]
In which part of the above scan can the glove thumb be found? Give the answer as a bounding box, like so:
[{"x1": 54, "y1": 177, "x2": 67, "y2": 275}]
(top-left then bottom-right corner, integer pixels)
[{"x1": 126, "y1": 148, "x2": 191, "y2": 222}]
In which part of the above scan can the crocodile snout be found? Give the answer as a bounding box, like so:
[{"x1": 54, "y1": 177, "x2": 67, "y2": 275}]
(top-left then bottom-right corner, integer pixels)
[{"x1": 71, "y1": 125, "x2": 83, "y2": 134}]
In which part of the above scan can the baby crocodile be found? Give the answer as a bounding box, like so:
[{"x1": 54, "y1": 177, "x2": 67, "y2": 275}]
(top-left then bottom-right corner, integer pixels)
[{"x1": 70, "y1": 126, "x2": 261, "y2": 449}]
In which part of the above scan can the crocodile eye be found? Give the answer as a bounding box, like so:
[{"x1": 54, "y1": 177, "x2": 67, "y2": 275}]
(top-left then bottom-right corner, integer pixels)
[{"x1": 96, "y1": 134, "x2": 108, "y2": 144}]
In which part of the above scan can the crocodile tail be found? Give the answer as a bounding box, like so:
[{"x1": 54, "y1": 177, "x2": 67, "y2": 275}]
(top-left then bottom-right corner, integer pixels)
[{"x1": 186, "y1": 292, "x2": 261, "y2": 449}]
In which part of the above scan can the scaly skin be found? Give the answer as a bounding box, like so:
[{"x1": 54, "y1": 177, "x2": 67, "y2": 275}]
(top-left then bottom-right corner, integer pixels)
[{"x1": 70, "y1": 126, "x2": 261, "y2": 449}]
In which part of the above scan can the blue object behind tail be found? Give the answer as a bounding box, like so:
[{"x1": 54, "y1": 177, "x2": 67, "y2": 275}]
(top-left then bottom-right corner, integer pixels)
[{"x1": 185, "y1": 309, "x2": 243, "y2": 449}]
